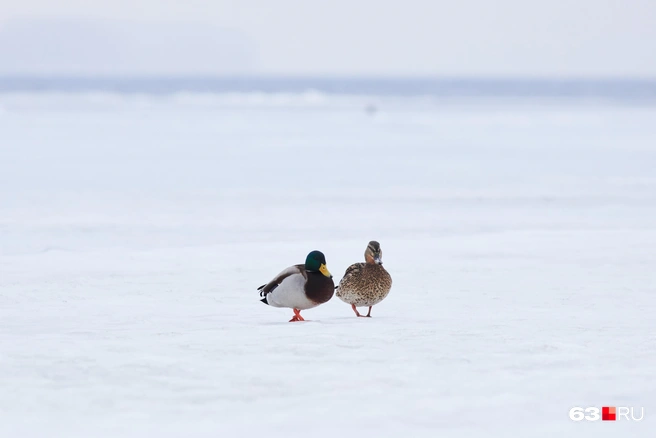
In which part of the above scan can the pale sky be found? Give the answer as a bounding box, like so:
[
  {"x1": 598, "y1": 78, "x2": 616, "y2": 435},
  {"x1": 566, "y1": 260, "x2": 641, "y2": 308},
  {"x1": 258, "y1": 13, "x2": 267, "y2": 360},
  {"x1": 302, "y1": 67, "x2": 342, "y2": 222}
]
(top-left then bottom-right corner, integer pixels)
[{"x1": 0, "y1": 0, "x2": 655, "y2": 77}]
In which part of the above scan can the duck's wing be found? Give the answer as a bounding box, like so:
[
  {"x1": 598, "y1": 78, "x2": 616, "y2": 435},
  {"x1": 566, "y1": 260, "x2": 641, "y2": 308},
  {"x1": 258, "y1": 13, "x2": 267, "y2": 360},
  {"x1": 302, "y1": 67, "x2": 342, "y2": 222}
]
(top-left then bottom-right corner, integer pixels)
[
  {"x1": 335, "y1": 263, "x2": 365, "y2": 289},
  {"x1": 258, "y1": 264, "x2": 307, "y2": 297}
]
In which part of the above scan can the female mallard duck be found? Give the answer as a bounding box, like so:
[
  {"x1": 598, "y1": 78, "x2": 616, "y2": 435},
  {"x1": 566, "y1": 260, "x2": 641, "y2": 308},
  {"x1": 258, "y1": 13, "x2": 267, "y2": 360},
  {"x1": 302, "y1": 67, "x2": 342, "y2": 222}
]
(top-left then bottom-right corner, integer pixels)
[
  {"x1": 258, "y1": 250, "x2": 334, "y2": 322},
  {"x1": 335, "y1": 241, "x2": 392, "y2": 317}
]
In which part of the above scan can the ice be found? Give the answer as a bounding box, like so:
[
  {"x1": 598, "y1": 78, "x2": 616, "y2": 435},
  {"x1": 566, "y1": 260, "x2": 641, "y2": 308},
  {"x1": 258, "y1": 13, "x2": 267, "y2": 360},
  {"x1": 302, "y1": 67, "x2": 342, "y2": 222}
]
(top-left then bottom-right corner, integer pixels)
[{"x1": 1, "y1": 91, "x2": 655, "y2": 437}]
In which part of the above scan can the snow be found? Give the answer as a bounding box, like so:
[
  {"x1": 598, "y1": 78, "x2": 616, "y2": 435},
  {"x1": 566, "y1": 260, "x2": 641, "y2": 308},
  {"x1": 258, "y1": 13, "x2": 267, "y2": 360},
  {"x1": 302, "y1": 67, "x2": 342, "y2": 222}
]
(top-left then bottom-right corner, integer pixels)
[{"x1": 1, "y1": 92, "x2": 655, "y2": 437}]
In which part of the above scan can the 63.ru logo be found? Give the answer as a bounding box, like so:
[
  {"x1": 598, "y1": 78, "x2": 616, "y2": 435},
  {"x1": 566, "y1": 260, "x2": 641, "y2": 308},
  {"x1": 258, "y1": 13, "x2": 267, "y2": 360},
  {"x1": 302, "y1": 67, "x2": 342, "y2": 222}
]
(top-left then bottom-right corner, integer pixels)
[{"x1": 569, "y1": 406, "x2": 644, "y2": 421}]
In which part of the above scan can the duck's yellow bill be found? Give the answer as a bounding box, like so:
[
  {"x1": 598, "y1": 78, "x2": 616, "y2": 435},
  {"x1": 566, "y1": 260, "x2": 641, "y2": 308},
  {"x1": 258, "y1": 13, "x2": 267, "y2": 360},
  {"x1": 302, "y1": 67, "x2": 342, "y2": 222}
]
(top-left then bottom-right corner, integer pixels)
[{"x1": 319, "y1": 264, "x2": 332, "y2": 278}]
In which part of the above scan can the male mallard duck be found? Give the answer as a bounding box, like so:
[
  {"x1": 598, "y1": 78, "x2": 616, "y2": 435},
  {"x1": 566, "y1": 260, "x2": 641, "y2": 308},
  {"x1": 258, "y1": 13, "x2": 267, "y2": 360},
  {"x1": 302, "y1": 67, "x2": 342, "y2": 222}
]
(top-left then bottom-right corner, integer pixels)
[
  {"x1": 335, "y1": 241, "x2": 392, "y2": 317},
  {"x1": 258, "y1": 250, "x2": 334, "y2": 322}
]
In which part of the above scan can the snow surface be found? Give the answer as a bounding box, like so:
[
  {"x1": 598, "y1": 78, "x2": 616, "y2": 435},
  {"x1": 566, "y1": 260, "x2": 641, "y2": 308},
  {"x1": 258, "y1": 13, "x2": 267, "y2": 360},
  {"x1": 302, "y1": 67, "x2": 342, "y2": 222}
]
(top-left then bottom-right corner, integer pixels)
[{"x1": 1, "y1": 93, "x2": 655, "y2": 437}]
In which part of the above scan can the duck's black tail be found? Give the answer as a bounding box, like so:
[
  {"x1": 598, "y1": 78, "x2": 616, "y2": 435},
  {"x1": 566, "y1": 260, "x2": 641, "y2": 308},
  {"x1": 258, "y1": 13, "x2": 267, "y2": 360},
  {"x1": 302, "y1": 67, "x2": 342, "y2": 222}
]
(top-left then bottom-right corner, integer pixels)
[{"x1": 258, "y1": 283, "x2": 269, "y2": 305}]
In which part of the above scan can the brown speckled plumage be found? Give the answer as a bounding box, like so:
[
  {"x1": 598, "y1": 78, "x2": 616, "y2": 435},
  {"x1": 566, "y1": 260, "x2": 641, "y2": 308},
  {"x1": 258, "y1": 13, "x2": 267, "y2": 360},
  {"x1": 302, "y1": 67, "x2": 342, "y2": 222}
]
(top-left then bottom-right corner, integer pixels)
[{"x1": 336, "y1": 241, "x2": 392, "y2": 316}]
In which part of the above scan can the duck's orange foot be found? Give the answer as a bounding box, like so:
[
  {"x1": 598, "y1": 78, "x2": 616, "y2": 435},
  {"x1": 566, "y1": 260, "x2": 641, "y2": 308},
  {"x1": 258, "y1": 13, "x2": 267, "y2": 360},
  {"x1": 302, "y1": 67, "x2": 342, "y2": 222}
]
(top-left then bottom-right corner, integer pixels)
[
  {"x1": 289, "y1": 308, "x2": 305, "y2": 322},
  {"x1": 353, "y1": 305, "x2": 373, "y2": 317}
]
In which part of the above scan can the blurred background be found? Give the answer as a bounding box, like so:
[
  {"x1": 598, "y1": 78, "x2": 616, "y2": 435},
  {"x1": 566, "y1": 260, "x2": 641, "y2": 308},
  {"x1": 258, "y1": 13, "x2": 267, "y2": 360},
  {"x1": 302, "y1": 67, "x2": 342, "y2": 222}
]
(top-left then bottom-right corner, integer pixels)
[
  {"x1": 1, "y1": 0, "x2": 656, "y2": 77},
  {"x1": 2, "y1": 0, "x2": 656, "y2": 250}
]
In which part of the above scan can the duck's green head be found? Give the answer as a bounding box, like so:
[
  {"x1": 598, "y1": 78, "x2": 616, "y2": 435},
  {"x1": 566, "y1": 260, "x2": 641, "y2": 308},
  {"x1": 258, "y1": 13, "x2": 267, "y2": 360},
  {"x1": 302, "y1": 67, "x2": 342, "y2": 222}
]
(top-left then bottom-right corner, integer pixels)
[{"x1": 305, "y1": 250, "x2": 332, "y2": 278}]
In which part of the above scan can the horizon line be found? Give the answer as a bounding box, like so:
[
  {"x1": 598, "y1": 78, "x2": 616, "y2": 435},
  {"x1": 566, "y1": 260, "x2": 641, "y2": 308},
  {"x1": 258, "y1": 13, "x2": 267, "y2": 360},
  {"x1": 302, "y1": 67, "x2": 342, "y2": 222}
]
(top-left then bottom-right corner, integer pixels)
[{"x1": 2, "y1": 74, "x2": 656, "y2": 82}]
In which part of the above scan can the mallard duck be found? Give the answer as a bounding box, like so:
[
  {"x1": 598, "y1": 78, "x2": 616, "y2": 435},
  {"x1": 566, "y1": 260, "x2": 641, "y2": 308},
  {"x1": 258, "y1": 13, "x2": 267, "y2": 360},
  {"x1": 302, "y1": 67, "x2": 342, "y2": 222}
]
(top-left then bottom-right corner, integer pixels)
[
  {"x1": 335, "y1": 241, "x2": 392, "y2": 317},
  {"x1": 258, "y1": 250, "x2": 334, "y2": 322}
]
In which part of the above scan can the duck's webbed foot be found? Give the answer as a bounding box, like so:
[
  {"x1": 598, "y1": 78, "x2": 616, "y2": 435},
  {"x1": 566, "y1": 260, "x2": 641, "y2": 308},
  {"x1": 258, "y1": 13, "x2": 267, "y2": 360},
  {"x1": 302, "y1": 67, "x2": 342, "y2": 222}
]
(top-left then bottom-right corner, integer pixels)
[
  {"x1": 289, "y1": 308, "x2": 306, "y2": 322},
  {"x1": 352, "y1": 304, "x2": 365, "y2": 317}
]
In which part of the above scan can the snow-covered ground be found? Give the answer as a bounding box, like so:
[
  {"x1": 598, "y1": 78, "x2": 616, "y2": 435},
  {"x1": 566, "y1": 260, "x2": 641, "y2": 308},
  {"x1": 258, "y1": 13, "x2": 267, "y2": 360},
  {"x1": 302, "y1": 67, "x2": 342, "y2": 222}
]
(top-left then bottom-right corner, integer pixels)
[{"x1": 1, "y1": 92, "x2": 655, "y2": 437}]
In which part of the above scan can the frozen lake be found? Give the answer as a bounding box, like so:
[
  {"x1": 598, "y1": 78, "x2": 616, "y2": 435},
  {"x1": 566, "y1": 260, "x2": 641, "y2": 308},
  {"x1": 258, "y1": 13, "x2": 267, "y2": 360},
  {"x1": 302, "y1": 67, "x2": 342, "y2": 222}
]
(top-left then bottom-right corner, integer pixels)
[{"x1": 1, "y1": 86, "x2": 655, "y2": 437}]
